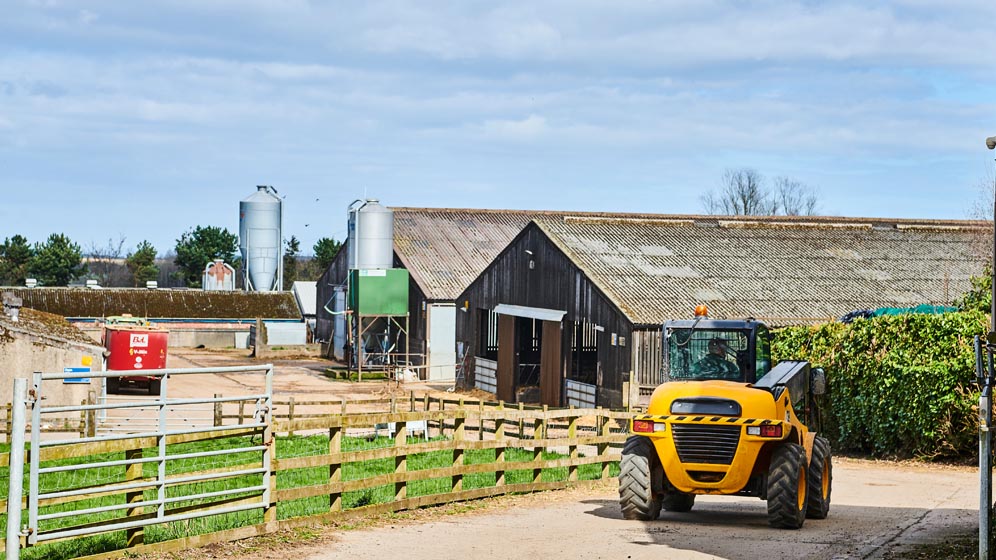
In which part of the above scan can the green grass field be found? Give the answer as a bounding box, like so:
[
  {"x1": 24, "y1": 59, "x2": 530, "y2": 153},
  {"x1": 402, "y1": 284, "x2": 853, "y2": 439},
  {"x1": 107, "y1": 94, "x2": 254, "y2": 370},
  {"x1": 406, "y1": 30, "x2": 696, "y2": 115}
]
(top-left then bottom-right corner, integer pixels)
[{"x1": 0, "y1": 433, "x2": 618, "y2": 560}]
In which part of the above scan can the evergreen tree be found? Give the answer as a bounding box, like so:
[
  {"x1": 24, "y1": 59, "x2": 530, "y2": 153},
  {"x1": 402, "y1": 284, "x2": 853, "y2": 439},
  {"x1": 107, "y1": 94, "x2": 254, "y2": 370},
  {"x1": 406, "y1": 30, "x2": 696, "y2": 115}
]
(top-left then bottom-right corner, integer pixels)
[
  {"x1": 0, "y1": 234, "x2": 34, "y2": 286},
  {"x1": 126, "y1": 240, "x2": 160, "y2": 287},
  {"x1": 29, "y1": 233, "x2": 86, "y2": 286},
  {"x1": 313, "y1": 237, "x2": 343, "y2": 271},
  {"x1": 283, "y1": 235, "x2": 301, "y2": 290},
  {"x1": 173, "y1": 226, "x2": 239, "y2": 288}
]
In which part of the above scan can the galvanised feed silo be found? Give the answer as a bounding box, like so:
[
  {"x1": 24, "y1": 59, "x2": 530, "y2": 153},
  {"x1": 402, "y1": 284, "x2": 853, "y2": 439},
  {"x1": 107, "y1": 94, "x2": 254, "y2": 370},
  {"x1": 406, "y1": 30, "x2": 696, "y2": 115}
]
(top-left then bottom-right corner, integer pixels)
[
  {"x1": 347, "y1": 199, "x2": 394, "y2": 270},
  {"x1": 239, "y1": 185, "x2": 283, "y2": 291}
]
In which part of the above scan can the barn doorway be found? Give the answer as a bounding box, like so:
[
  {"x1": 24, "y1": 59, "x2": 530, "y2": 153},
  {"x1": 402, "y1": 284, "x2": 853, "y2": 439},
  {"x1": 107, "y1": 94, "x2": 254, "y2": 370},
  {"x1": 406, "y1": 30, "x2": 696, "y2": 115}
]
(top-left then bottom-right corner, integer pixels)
[{"x1": 493, "y1": 305, "x2": 565, "y2": 406}]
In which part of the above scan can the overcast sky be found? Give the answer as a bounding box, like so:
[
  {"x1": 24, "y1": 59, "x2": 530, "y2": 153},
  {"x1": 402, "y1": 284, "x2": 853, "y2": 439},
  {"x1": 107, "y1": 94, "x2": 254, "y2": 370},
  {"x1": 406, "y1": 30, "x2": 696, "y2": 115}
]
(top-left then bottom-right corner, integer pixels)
[{"x1": 1, "y1": 0, "x2": 995, "y2": 257}]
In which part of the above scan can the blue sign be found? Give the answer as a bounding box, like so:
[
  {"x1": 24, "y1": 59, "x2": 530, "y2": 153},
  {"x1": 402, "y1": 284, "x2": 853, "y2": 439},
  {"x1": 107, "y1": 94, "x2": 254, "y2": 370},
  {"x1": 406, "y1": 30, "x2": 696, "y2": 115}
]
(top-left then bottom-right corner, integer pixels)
[{"x1": 63, "y1": 367, "x2": 91, "y2": 384}]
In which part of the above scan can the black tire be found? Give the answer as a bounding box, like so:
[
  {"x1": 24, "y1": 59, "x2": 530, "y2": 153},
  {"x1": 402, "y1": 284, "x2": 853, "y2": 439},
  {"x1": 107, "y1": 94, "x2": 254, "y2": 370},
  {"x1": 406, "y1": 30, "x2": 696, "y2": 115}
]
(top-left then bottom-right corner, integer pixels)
[
  {"x1": 767, "y1": 442, "x2": 807, "y2": 529},
  {"x1": 806, "y1": 436, "x2": 832, "y2": 519},
  {"x1": 106, "y1": 377, "x2": 120, "y2": 394},
  {"x1": 662, "y1": 492, "x2": 695, "y2": 512},
  {"x1": 618, "y1": 436, "x2": 663, "y2": 520},
  {"x1": 148, "y1": 379, "x2": 162, "y2": 396}
]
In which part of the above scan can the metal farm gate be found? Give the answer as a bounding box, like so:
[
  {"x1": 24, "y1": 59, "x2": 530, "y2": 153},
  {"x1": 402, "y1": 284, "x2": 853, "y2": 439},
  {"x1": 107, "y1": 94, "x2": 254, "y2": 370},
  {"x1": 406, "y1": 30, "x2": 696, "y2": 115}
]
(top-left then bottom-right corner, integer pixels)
[{"x1": 5, "y1": 365, "x2": 274, "y2": 560}]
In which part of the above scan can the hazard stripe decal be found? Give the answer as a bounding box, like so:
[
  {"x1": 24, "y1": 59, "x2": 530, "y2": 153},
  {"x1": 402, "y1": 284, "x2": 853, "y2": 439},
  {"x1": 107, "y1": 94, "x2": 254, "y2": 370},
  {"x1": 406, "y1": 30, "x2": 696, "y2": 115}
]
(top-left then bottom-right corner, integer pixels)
[{"x1": 633, "y1": 415, "x2": 785, "y2": 427}]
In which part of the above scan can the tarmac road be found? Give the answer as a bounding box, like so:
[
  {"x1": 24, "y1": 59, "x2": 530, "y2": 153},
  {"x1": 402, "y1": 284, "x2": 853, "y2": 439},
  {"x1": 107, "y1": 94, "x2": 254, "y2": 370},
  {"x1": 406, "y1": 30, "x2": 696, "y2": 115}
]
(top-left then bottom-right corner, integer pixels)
[
  {"x1": 104, "y1": 349, "x2": 978, "y2": 560},
  {"x1": 303, "y1": 458, "x2": 976, "y2": 560}
]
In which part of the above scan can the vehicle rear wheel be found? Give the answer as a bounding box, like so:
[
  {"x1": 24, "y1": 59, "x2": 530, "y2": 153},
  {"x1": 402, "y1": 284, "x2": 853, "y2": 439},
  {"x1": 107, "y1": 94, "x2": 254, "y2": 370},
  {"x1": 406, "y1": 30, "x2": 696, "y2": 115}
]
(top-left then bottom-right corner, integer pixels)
[
  {"x1": 106, "y1": 377, "x2": 120, "y2": 394},
  {"x1": 767, "y1": 442, "x2": 807, "y2": 529},
  {"x1": 148, "y1": 379, "x2": 162, "y2": 396},
  {"x1": 618, "y1": 436, "x2": 662, "y2": 520},
  {"x1": 662, "y1": 492, "x2": 695, "y2": 512},
  {"x1": 806, "y1": 436, "x2": 832, "y2": 519}
]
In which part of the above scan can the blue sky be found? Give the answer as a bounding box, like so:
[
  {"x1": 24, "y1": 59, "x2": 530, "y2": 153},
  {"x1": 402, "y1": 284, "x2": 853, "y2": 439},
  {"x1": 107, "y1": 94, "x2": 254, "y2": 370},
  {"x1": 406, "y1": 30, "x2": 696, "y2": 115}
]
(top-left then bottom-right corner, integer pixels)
[{"x1": 1, "y1": 0, "x2": 995, "y2": 257}]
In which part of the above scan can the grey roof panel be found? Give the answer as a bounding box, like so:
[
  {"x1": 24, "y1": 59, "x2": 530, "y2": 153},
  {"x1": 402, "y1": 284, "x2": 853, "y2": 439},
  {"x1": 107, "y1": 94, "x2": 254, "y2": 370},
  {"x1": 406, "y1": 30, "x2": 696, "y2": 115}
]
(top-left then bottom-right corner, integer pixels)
[{"x1": 533, "y1": 215, "x2": 987, "y2": 325}]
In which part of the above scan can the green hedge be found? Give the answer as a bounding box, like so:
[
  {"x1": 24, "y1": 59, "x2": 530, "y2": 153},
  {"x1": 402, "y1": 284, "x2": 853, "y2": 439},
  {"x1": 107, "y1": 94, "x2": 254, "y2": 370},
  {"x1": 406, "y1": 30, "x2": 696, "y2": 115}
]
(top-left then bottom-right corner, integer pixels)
[{"x1": 771, "y1": 311, "x2": 985, "y2": 459}]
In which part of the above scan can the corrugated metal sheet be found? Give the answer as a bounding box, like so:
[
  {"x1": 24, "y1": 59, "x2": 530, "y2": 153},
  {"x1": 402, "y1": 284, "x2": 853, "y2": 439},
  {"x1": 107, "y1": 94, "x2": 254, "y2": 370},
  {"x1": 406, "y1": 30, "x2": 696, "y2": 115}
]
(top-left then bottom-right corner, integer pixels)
[
  {"x1": 392, "y1": 208, "x2": 535, "y2": 300},
  {"x1": 292, "y1": 281, "x2": 317, "y2": 317},
  {"x1": 533, "y1": 215, "x2": 988, "y2": 326},
  {"x1": 7, "y1": 288, "x2": 301, "y2": 320}
]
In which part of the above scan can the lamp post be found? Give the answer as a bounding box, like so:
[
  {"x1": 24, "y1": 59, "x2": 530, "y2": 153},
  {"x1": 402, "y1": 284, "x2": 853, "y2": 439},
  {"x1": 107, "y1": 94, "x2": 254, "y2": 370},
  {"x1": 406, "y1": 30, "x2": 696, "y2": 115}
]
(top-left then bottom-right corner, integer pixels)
[{"x1": 983, "y1": 136, "x2": 996, "y2": 560}]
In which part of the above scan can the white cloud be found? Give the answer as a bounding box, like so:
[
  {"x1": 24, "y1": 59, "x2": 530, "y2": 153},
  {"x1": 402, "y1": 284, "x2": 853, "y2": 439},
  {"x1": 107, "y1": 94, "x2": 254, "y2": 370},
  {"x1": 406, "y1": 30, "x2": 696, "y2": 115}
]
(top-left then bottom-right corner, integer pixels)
[{"x1": 482, "y1": 114, "x2": 549, "y2": 140}]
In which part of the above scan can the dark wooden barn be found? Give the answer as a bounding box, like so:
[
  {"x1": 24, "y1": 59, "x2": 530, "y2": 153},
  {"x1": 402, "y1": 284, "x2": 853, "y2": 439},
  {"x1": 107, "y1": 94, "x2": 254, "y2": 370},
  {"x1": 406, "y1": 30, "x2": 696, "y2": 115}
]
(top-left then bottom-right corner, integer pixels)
[{"x1": 458, "y1": 214, "x2": 987, "y2": 409}]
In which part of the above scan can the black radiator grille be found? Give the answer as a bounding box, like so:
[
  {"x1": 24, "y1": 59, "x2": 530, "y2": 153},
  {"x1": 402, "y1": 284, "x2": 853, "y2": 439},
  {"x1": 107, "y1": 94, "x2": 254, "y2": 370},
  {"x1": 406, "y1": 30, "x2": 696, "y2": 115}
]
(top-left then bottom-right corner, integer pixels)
[{"x1": 671, "y1": 424, "x2": 741, "y2": 465}]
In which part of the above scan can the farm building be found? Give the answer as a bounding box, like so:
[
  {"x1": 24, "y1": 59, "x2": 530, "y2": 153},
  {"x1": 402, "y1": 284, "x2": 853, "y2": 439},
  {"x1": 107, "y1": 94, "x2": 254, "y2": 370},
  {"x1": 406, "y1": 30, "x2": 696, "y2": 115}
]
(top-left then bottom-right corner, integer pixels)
[
  {"x1": 315, "y1": 208, "x2": 536, "y2": 379},
  {"x1": 0, "y1": 293, "x2": 105, "y2": 410},
  {"x1": 3, "y1": 287, "x2": 303, "y2": 348},
  {"x1": 456, "y1": 213, "x2": 989, "y2": 408}
]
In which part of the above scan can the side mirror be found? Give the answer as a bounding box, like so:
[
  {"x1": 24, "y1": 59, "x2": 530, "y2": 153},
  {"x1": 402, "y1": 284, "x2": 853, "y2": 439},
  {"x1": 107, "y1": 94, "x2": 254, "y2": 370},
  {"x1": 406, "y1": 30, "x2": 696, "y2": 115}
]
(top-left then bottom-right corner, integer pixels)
[{"x1": 811, "y1": 368, "x2": 827, "y2": 396}]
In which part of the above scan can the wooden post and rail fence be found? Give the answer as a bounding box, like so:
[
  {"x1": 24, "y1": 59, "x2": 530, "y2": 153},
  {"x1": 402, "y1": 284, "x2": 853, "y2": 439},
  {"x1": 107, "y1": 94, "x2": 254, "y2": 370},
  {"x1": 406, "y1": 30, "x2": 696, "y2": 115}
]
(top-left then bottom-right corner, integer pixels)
[{"x1": 0, "y1": 397, "x2": 631, "y2": 560}]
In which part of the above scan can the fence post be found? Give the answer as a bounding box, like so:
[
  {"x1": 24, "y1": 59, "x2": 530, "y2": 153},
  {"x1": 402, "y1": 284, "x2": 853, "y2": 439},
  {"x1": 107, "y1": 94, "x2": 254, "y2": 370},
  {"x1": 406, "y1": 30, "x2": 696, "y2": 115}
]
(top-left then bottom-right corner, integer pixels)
[
  {"x1": 78, "y1": 399, "x2": 86, "y2": 438},
  {"x1": 6, "y1": 379, "x2": 28, "y2": 560},
  {"x1": 395, "y1": 420, "x2": 408, "y2": 502},
  {"x1": 533, "y1": 405, "x2": 547, "y2": 484},
  {"x1": 86, "y1": 391, "x2": 97, "y2": 438},
  {"x1": 238, "y1": 401, "x2": 246, "y2": 425},
  {"x1": 518, "y1": 402, "x2": 525, "y2": 440},
  {"x1": 598, "y1": 409, "x2": 611, "y2": 480},
  {"x1": 568, "y1": 411, "x2": 579, "y2": 482},
  {"x1": 423, "y1": 394, "x2": 430, "y2": 437},
  {"x1": 213, "y1": 394, "x2": 222, "y2": 427},
  {"x1": 452, "y1": 403, "x2": 465, "y2": 493},
  {"x1": 263, "y1": 368, "x2": 276, "y2": 526},
  {"x1": 496, "y1": 401, "x2": 506, "y2": 487},
  {"x1": 478, "y1": 401, "x2": 484, "y2": 441},
  {"x1": 288, "y1": 396, "x2": 296, "y2": 437},
  {"x1": 329, "y1": 419, "x2": 342, "y2": 512},
  {"x1": 125, "y1": 447, "x2": 144, "y2": 547}
]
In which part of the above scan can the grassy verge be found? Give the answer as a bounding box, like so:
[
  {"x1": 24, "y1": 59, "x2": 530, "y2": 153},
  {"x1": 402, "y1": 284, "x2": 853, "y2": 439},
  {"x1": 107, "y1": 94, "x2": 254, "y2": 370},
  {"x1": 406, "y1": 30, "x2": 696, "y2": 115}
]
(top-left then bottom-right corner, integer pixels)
[{"x1": 0, "y1": 434, "x2": 616, "y2": 560}]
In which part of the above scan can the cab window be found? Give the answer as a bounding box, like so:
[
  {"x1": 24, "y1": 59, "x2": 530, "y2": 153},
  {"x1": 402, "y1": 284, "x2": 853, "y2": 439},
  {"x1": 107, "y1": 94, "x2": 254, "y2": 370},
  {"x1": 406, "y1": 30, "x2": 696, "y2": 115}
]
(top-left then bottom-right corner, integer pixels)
[{"x1": 755, "y1": 326, "x2": 772, "y2": 377}]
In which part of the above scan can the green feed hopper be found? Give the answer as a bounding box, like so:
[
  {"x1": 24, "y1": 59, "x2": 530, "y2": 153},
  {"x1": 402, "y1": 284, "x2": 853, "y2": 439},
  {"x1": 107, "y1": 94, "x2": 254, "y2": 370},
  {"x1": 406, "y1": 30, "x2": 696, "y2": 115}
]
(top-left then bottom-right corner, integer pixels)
[{"x1": 348, "y1": 269, "x2": 410, "y2": 315}]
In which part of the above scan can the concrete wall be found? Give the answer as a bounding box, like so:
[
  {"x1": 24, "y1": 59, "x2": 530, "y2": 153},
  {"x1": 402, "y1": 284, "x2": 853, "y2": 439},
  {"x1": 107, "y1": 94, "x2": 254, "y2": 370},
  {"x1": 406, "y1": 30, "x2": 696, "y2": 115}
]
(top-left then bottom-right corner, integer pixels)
[
  {"x1": 0, "y1": 327, "x2": 104, "y2": 419},
  {"x1": 75, "y1": 323, "x2": 254, "y2": 349}
]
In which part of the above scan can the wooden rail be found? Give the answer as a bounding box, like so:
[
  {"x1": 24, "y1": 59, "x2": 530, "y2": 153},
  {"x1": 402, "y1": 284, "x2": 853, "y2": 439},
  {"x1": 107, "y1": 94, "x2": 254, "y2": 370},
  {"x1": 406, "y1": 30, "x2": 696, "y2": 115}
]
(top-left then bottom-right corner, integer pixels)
[{"x1": 1, "y1": 402, "x2": 631, "y2": 560}]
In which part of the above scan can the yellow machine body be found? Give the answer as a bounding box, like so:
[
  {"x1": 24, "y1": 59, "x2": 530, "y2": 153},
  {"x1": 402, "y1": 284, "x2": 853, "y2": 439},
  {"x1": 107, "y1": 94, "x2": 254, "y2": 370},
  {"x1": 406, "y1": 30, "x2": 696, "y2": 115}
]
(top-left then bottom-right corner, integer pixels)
[{"x1": 634, "y1": 380, "x2": 814, "y2": 495}]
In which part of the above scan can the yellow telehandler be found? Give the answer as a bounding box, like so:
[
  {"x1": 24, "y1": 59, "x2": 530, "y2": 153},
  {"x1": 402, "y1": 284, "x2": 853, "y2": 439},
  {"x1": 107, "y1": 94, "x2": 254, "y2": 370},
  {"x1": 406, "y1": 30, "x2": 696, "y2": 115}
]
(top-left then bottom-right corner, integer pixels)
[{"x1": 619, "y1": 308, "x2": 831, "y2": 529}]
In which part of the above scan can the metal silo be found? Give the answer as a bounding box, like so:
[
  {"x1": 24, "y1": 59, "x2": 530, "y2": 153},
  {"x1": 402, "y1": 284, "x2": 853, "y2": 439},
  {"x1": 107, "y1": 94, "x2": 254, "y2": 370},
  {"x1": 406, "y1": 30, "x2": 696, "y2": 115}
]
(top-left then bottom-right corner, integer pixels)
[
  {"x1": 239, "y1": 185, "x2": 283, "y2": 291},
  {"x1": 347, "y1": 199, "x2": 394, "y2": 270}
]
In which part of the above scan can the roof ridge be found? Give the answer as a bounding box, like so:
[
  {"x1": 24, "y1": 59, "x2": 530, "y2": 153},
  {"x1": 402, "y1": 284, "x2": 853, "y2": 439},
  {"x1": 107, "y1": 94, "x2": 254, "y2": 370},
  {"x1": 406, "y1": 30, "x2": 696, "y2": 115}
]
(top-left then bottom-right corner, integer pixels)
[{"x1": 390, "y1": 206, "x2": 990, "y2": 228}]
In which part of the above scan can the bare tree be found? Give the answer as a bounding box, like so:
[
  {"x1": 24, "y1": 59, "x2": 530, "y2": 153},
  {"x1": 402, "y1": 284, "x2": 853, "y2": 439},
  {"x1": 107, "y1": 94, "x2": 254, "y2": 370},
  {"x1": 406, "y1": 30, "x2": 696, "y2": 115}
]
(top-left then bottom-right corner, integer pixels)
[
  {"x1": 701, "y1": 168, "x2": 774, "y2": 215},
  {"x1": 772, "y1": 176, "x2": 820, "y2": 216},
  {"x1": 701, "y1": 168, "x2": 820, "y2": 216},
  {"x1": 967, "y1": 171, "x2": 995, "y2": 264},
  {"x1": 85, "y1": 235, "x2": 131, "y2": 287}
]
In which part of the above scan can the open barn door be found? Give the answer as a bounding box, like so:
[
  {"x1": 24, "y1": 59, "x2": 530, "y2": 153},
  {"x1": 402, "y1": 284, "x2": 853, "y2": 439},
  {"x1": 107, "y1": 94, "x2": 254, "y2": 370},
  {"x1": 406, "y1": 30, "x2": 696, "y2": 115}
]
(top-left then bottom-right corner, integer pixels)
[{"x1": 540, "y1": 320, "x2": 562, "y2": 406}]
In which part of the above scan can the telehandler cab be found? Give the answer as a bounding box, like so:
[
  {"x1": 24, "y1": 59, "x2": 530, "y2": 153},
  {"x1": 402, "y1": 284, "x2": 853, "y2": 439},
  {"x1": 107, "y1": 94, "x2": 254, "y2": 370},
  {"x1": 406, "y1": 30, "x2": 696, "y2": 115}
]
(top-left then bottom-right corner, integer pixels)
[{"x1": 619, "y1": 307, "x2": 831, "y2": 529}]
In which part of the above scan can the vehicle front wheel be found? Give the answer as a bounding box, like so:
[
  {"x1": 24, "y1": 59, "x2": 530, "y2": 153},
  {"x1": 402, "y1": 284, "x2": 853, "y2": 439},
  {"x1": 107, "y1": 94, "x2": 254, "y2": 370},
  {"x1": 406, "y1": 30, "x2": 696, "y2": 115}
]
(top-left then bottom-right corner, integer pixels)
[
  {"x1": 618, "y1": 436, "x2": 663, "y2": 520},
  {"x1": 767, "y1": 442, "x2": 807, "y2": 529}
]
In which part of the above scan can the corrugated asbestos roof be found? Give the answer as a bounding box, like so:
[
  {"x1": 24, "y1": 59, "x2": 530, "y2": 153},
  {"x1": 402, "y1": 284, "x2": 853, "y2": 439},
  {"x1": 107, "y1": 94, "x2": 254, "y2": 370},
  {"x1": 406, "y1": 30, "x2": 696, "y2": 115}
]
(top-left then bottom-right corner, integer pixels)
[
  {"x1": 5, "y1": 288, "x2": 302, "y2": 320},
  {"x1": 392, "y1": 208, "x2": 536, "y2": 300},
  {"x1": 532, "y1": 215, "x2": 989, "y2": 326},
  {"x1": 0, "y1": 307, "x2": 101, "y2": 347}
]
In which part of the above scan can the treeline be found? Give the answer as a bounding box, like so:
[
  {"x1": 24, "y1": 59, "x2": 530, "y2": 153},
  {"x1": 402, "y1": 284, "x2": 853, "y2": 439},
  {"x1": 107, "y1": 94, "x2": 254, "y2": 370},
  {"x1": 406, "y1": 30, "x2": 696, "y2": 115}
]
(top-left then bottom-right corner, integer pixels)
[{"x1": 0, "y1": 228, "x2": 342, "y2": 288}]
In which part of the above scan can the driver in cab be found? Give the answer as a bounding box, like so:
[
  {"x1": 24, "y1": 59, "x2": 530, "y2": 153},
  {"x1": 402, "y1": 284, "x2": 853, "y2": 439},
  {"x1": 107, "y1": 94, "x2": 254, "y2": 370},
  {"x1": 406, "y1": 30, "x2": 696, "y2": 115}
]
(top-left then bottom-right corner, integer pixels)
[{"x1": 691, "y1": 337, "x2": 740, "y2": 379}]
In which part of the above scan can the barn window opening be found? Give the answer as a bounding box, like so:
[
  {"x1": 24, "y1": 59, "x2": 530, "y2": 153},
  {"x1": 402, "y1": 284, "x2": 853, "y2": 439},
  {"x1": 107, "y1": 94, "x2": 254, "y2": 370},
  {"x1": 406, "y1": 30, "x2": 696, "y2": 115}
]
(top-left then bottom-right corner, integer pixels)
[
  {"x1": 477, "y1": 308, "x2": 498, "y2": 361},
  {"x1": 569, "y1": 320, "x2": 599, "y2": 385}
]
